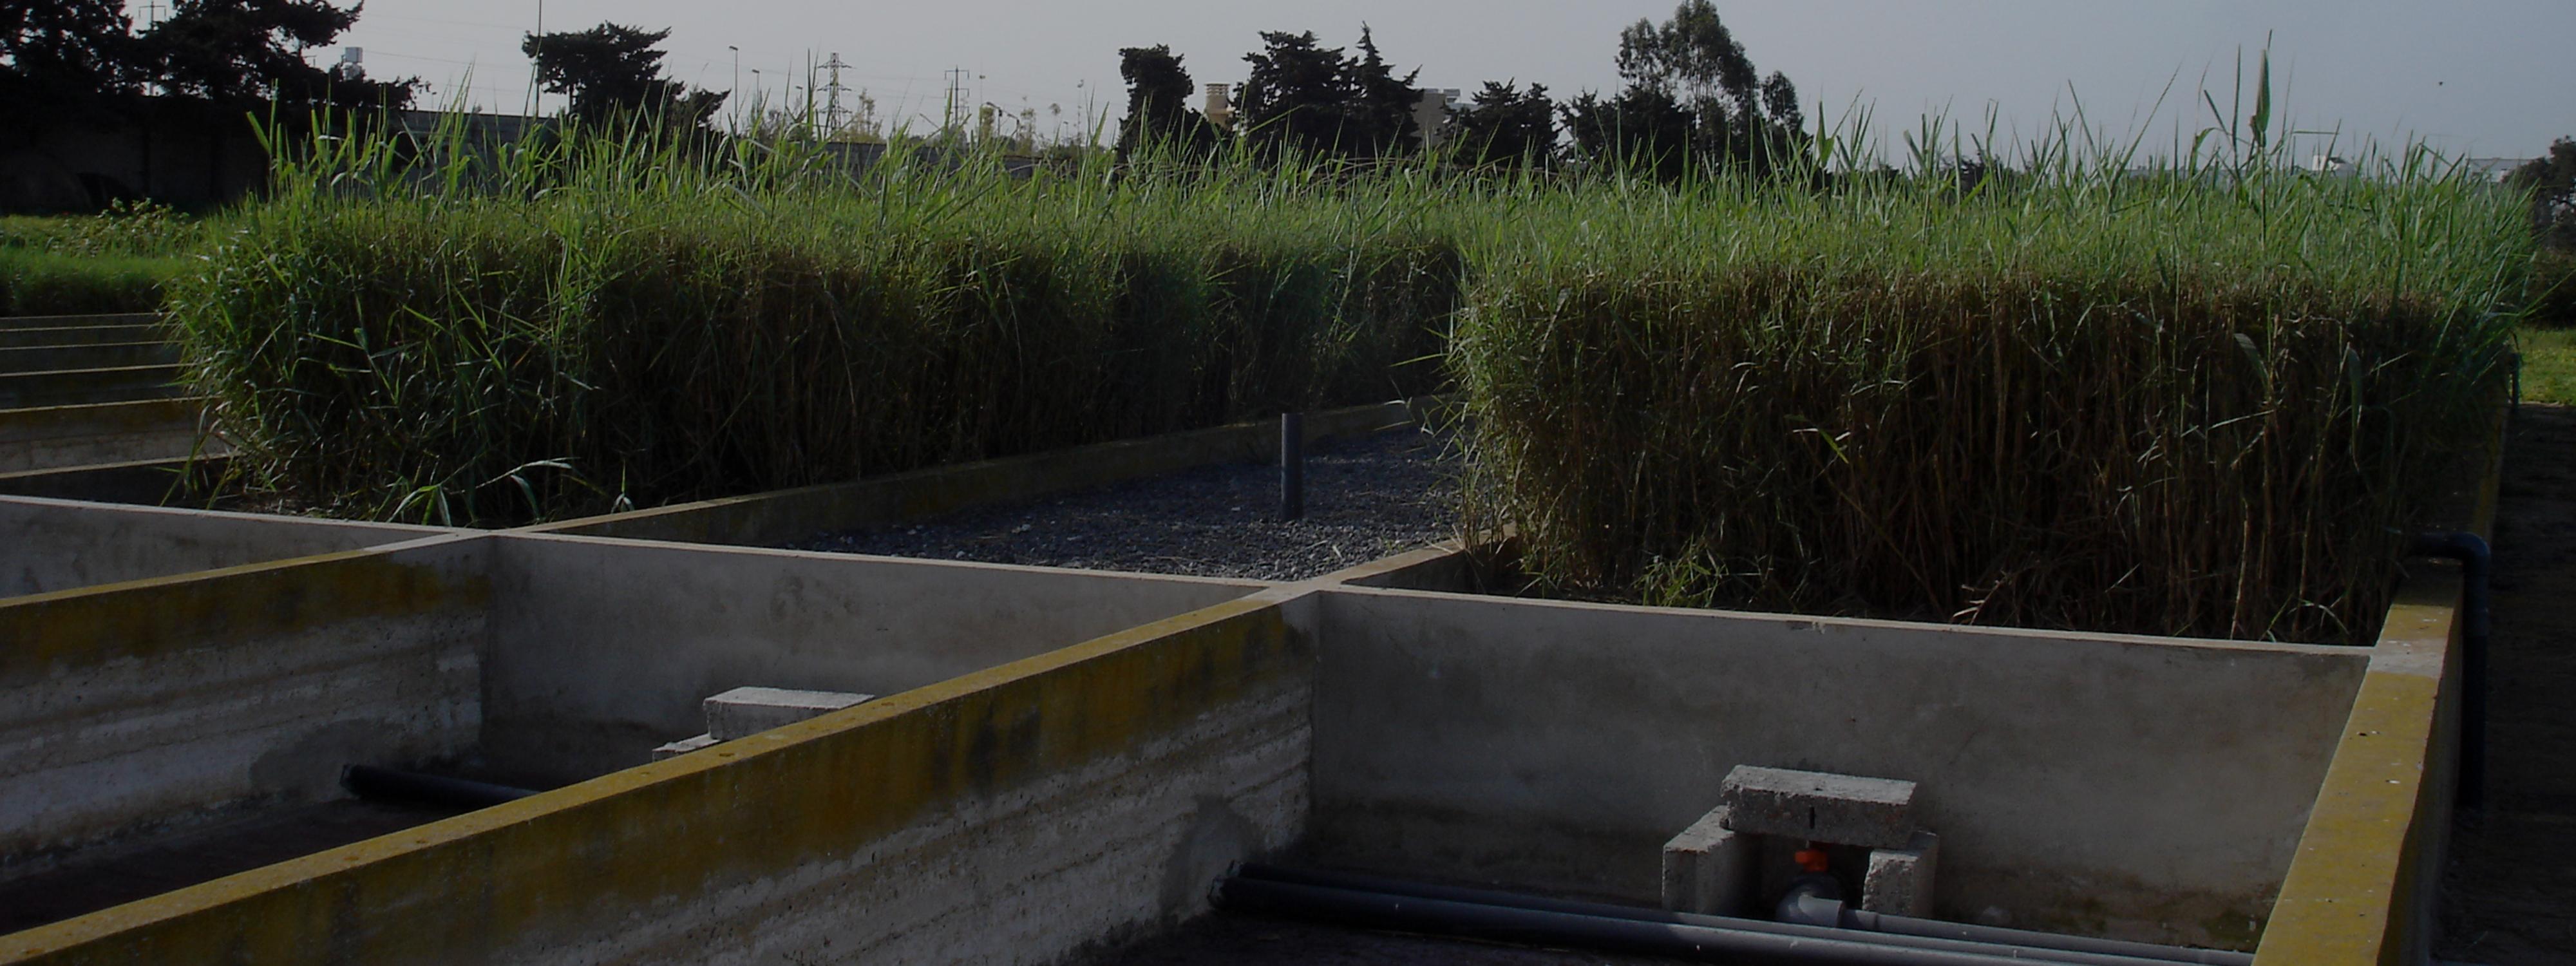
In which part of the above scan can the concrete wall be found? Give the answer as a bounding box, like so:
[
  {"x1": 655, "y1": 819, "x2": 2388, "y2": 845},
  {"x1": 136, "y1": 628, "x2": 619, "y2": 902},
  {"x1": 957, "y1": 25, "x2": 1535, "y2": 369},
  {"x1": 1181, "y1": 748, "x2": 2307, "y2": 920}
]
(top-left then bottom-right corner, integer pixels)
[
  {"x1": 1303, "y1": 587, "x2": 2370, "y2": 949},
  {"x1": 480, "y1": 534, "x2": 1269, "y2": 780},
  {"x1": 0, "y1": 536, "x2": 488, "y2": 881},
  {"x1": 8, "y1": 593, "x2": 1314, "y2": 966},
  {"x1": 0, "y1": 497, "x2": 444, "y2": 598}
]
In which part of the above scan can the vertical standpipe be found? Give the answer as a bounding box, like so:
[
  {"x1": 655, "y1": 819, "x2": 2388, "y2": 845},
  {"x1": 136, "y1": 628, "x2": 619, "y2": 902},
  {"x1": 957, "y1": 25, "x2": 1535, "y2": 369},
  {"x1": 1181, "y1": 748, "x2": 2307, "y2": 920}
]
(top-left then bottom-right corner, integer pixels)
[{"x1": 1280, "y1": 413, "x2": 1305, "y2": 520}]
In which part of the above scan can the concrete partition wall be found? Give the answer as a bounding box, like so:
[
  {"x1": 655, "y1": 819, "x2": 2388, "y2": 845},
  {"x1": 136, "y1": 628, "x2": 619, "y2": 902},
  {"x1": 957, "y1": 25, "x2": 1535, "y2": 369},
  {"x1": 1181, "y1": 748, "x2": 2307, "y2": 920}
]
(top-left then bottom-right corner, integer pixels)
[
  {"x1": 1303, "y1": 587, "x2": 2371, "y2": 949},
  {"x1": 480, "y1": 534, "x2": 1269, "y2": 780},
  {"x1": 9, "y1": 592, "x2": 1316, "y2": 966},
  {"x1": 0, "y1": 497, "x2": 446, "y2": 598},
  {"x1": 0, "y1": 536, "x2": 489, "y2": 880}
]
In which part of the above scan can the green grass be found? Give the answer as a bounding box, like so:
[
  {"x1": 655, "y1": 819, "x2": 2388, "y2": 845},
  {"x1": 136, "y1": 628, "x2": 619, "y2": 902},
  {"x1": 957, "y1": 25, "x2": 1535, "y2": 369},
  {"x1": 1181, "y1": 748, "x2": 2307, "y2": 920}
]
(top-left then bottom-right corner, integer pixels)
[
  {"x1": 2516, "y1": 324, "x2": 2576, "y2": 405},
  {"x1": 0, "y1": 204, "x2": 201, "y2": 314}
]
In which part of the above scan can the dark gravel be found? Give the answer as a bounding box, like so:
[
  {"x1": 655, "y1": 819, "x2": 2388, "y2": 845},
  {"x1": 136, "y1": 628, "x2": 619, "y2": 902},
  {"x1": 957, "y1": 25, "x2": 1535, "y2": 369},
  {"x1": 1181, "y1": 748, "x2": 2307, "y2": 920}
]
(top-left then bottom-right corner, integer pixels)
[
  {"x1": 1083, "y1": 913, "x2": 1701, "y2": 965},
  {"x1": 793, "y1": 429, "x2": 1459, "y2": 581}
]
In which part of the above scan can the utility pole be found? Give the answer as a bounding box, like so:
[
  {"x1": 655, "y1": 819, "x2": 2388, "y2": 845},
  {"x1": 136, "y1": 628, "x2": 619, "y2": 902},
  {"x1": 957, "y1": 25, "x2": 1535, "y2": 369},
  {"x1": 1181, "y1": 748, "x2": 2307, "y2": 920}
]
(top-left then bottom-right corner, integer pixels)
[
  {"x1": 819, "y1": 53, "x2": 852, "y2": 136},
  {"x1": 944, "y1": 66, "x2": 971, "y2": 136},
  {"x1": 526, "y1": 0, "x2": 545, "y2": 117}
]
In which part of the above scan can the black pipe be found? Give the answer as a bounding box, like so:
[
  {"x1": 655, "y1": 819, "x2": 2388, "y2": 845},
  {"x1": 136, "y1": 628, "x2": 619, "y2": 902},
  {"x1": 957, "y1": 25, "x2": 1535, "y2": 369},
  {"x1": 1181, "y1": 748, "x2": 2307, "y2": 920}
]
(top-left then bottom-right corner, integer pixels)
[
  {"x1": 1236, "y1": 865, "x2": 2244, "y2": 966},
  {"x1": 2410, "y1": 530, "x2": 2492, "y2": 816},
  {"x1": 342, "y1": 764, "x2": 536, "y2": 811},
  {"x1": 1280, "y1": 412, "x2": 1305, "y2": 520}
]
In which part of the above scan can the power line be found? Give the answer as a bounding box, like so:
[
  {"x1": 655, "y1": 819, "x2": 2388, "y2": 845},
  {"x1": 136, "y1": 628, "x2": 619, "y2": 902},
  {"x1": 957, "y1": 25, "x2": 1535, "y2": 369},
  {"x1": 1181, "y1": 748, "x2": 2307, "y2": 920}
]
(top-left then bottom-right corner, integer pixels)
[{"x1": 820, "y1": 53, "x2": 851, "y2": 133}]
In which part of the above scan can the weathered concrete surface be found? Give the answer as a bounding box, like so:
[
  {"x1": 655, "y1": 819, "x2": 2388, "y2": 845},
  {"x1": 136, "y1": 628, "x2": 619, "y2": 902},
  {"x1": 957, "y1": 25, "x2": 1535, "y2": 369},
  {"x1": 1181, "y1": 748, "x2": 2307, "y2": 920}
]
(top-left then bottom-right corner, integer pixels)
[
  {"x1": 703, "y1": 687, "x2": 873, "y2": 741},
  {"x1": 1862, "y1": 831, "x2": 1940, "y2": 916},
  {"x1": 1718, "y1": 765, "x2": 1917, "y2": 849},
  {"x1": 5, "y1": 591, "x2": 1316, "y2": 966},
  {"x1": 1660, "y1": 806, "x2": 1756, "y2": 916},
  {"x1": 0, "y1": 497, "x2": 444, "y2": 598},
  {"x1": 0, "y1": 327, "x2": 162, "y2": 350},
  {"x1": 0, "y1": 365, "x2": 184, "y2": 408},
  {"x1": 530, "y1": 398, "x2": 1439, "y2": 547},
  {"x1": 1306, "y1": 587, "x2": 2369, "y2": 949},
  {"x1": 0, "y1": 455, "x2": 231, "y2": 505},
  {"x1": 0, "y1": 535, "x2": 489, "y2": 882},
  {"x1": 480, "y1": 533, "x2": 1269, "y2": 779},
  {"x1": 0, "y1": 399, "x2": 210, "y2": 474},
  {"x1": 0, "y1": 343, "x2": 176, "y2": 374}
]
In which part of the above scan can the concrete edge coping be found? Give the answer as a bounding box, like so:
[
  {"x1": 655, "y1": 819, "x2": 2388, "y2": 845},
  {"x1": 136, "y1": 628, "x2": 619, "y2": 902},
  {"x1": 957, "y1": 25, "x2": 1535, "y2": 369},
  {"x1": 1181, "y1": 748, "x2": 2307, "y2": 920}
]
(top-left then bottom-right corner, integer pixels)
[
  {"x1": 0, "y1": 319, "x2": 162, "y2": 335},
  {"x1": 491, "y1": 529, "x2": 1280, "y2": 592},
  {"x1": 0, "y1": 493, "x2": 450, "y2": 536},
  {"x1": 1314, "y1": 582, "x2": 2373, "y2": 661},
  {"x1": 2251, "y1": 401, "x2": 2506, "y2": 965},
  {"x1": 0, "y1": 530, "x2": 487, "y2": 612},
  {"x1": 0, "y1": 584, "x2": 1321, "y2": 960}
]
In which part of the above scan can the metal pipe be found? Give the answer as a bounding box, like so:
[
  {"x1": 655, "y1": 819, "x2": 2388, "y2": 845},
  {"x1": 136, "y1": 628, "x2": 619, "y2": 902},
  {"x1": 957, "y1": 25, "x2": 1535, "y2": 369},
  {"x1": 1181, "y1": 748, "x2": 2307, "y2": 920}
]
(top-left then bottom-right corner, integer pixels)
[
  {"x1": 2410, "y1": 530, "x2": 2492, "y2": 815},
  {"x1": 1236, "y1": 871, "x2": 2246, "y2": 966},
  {"x1": 342, "y1": 764, "x2": 536, "y2": 811},
  {"x1": 1279, "y1": 412, "x2": 1305, "y2": 520}
]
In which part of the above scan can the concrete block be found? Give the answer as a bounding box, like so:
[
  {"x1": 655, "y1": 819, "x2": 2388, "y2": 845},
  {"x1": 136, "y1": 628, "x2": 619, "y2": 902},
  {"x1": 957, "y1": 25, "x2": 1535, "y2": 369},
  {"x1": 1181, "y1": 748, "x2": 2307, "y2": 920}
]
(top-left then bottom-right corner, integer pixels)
[
  {"x1": 1718, "y1": 765, "x2": 1917, "y2": 849},
  {"x1": 705, "y1": 687, "x2": 874, "y2": 741},
  {"x1": 1862, "y1": 830, "x2": 1940, "y2": 916},
  {"x1": 652, "y1": 734, "x2": 719, "y2": 761},
  {"x1": 1661, "y1": 806, "x2": 1758, "y2": 916}
]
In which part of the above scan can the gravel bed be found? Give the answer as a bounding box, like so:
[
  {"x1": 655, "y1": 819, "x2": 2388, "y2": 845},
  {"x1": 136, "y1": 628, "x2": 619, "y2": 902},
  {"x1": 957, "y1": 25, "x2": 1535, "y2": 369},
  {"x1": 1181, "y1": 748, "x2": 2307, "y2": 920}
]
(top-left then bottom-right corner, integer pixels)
[{"x1": 791, "y1": 429, "x2": 1459, "y2": 581}]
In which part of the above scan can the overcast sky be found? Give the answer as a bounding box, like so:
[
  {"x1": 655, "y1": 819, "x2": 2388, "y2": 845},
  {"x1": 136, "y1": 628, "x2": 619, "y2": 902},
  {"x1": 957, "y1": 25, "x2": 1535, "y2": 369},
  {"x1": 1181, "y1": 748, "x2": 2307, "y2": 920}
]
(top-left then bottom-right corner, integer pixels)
[{"x1": 231, "y1": 0, "x2": 2576, "y2": 160}]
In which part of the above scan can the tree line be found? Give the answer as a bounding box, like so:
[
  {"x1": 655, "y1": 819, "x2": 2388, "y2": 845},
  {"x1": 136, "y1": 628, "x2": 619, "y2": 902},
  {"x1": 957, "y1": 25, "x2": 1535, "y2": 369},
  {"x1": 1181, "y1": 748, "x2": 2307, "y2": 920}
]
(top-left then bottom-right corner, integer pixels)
[
  {"x1": 1, "y1": 0, "x2": 415, "y2": 133},
  {"x1": 5, "y1": 0, "x2": 1798, "y2": 176},
  {"x1": 1119, "y1": 2, "x2": 1809, "y2": 176}
]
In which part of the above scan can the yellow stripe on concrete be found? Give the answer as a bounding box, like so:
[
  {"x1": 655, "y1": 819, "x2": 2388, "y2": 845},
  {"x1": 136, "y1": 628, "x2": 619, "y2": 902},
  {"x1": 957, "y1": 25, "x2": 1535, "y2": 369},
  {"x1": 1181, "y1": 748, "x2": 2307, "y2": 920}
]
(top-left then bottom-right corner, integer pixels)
[
  {"x1": 0, "y1": 536, "x2": 489, "y2": 679},
  {"x1": 3, "y1": 592, "x2": 1307, "y2": 965},
  {"x1": 2252, "y1": 579, "x2": 2456, "y2": 965}
]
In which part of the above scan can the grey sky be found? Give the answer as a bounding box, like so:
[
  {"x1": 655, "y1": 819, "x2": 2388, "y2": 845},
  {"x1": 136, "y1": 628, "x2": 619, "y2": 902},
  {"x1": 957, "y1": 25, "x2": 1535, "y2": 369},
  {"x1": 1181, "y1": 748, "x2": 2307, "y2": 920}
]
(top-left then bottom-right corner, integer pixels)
[{"x1": 273, "y1": 0, "x2": 2575, "y2": 160}]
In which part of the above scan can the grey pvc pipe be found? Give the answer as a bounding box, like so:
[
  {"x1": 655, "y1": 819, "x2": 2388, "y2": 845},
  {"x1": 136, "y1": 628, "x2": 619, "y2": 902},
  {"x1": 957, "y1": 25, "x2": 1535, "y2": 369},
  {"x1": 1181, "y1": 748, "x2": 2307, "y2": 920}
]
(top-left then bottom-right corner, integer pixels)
[
  {"x1": 1850, "y1": 907, "x2": 2250, "y2": 966},
  {"x1": 1234, "y1": 864, "x2": 2247, "y2": 966}
]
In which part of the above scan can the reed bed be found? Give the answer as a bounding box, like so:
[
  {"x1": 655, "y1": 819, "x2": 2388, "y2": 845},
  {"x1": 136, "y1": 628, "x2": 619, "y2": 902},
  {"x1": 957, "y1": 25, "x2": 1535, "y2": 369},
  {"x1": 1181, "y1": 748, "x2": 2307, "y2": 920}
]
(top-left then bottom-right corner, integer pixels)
[
  {"x1": 1452, "y1": 156, "x2": 2530, "y2": 643},
  {"x1": 169, "y1": 108, "x2": 2535, "y2": 643},
  {"x1": 167, "y1": 127, "x2": 1458, "y2": 523}
]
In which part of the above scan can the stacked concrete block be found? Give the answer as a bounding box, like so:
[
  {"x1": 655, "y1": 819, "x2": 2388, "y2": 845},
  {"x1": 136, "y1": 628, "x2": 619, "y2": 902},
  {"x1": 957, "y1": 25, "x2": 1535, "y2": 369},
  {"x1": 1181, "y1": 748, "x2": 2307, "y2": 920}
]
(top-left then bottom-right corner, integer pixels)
[
  {"x1": 1861, "y1": 829, "x2": 1940, "y2": 916},
  {"x1": 705, "y1": 687, "x2": 875, "y2": 741},
  {"x1": 1660, "y1": 806, "x2": 1758, "y2": 916},
  {"x1": 652, "y1": 687, "x2": 875, "y2": 761},
  {"x1": 1663, "y1": 765, "x2": 1940, "y2": 918},
  {"x1": 1717, "y1": 765, "x2": 1918, "y2": 849}
]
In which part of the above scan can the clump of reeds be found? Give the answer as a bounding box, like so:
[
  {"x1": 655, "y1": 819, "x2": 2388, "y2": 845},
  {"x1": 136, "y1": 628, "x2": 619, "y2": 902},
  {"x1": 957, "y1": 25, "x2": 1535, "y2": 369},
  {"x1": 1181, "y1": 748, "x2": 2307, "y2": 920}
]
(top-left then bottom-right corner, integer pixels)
[
  {"x1": 1451, "y1": 138, "x2": 2530, "y2": 643},
  {"x1": 166, "y1": 115, "x2": 1459, "y2": 524}
]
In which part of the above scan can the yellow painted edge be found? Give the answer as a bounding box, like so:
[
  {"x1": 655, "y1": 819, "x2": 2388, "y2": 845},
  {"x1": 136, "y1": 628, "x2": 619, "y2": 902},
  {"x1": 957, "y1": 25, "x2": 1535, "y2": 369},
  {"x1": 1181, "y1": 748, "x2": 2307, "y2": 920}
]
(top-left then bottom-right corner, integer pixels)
[
  {"x1": 2254, "y1": 401, "x2": 2503, "y2": 965},
  {"x1": 1, "y1": 590, "x2": 1309, "y2": 965}
]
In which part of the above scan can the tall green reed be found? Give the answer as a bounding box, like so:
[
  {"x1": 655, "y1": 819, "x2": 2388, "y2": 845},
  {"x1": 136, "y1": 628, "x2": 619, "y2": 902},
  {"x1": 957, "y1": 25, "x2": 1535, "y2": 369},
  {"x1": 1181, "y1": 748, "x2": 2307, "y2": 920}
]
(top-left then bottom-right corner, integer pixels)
[
  {"x1": 168, "y1": 111, "x2": 1459, "y2": 524},
  {"x1": 1450, "y1": 110, "x2": 2531, "y2": 643}
]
